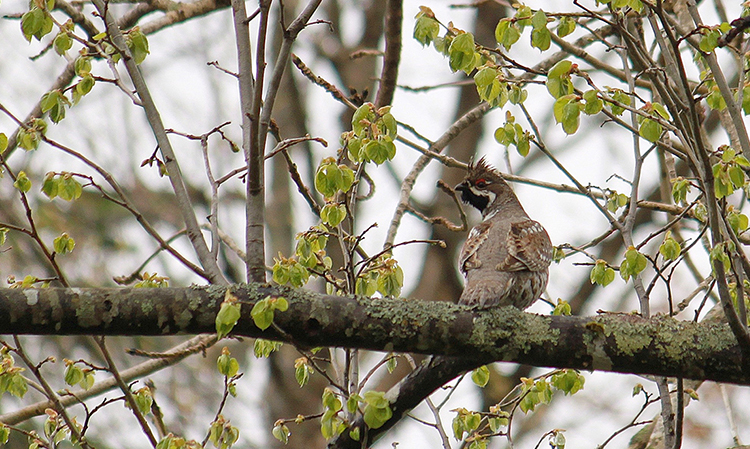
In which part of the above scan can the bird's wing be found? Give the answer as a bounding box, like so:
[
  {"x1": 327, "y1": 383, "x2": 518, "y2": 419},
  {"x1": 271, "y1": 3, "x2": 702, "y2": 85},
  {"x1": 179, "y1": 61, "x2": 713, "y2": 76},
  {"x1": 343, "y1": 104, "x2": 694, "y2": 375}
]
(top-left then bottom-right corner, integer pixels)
[
  {"x1": 459, "y1": 220, "x2": 491, "y2": 274},
  {"x1": 497, "y1": 219, "x2": 552, "y2": 272}
]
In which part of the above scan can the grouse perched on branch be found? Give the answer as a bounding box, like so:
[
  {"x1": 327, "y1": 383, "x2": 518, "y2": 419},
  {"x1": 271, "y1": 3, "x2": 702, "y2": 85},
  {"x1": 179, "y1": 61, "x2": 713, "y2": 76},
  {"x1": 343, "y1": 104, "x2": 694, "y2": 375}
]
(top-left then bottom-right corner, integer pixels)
[{"x1": 455, "y1": 158, "x2": 552, "y2": 309}]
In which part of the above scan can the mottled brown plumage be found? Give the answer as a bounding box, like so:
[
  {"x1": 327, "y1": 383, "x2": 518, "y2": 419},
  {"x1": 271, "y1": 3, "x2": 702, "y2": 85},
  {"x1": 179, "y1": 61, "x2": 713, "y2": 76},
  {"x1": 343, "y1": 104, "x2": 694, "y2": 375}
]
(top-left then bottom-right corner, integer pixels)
[{"x1": 455, "y1": 158, "x2": 552, "y2": 309}]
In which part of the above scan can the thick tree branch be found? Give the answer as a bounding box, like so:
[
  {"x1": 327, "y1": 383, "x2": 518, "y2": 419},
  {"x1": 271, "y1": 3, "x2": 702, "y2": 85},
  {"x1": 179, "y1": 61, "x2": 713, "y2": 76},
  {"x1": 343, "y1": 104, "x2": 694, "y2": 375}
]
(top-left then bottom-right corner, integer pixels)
[{"x1": 0, "y1": 285, "x2": 745, "y2": 385}]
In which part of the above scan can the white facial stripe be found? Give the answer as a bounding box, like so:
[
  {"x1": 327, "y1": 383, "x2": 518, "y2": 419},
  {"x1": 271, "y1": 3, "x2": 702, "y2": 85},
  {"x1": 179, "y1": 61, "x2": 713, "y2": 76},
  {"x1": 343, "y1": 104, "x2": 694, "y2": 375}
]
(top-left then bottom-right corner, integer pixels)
[{"x1": 469, "y1": 186, "x2": 496, "y2": 205}]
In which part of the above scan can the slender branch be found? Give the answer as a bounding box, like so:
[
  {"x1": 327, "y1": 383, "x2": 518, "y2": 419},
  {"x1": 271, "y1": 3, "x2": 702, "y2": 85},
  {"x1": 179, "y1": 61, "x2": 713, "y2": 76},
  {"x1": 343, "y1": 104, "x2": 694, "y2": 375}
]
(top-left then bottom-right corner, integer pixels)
[
  {"x1": 384, "y1": 102, "x2": 491, "y2": 248},
  {"x1": 685, "y1": 3, "x2": 750, "y2": 159},
  {"x1": 0, "y1": 335, "x2": 217, "y2": 426},
  {"x1": 244, "y1": 0, "x2": 270, "y2": 283},
  {"x1": 374, "y1": 0, "x2": 402, "y2": 108},
  {"x1": 92, "y1": 0, "x2": 226, "y2": 285},
  {"x1": 12, "y1": 337, "x2": 91, "y2": 448},
  {"x1": 95, "y1": 337, "x2": 157, "y2": 447}
]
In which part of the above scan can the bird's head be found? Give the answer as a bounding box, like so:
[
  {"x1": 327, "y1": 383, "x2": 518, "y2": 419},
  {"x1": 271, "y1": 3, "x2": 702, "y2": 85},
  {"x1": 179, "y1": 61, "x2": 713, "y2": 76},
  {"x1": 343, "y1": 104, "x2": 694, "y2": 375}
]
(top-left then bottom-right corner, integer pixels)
[{"x1": 455, "y1": 157, "x2": 515, "y2": 216}]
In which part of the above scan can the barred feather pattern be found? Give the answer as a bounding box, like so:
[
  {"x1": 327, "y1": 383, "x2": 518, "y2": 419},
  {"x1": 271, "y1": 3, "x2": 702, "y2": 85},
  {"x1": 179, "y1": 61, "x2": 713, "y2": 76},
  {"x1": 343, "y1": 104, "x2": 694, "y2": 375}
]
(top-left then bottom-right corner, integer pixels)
[{"x1": 456, "y1": 157, "x2": 552, "y2": 309}]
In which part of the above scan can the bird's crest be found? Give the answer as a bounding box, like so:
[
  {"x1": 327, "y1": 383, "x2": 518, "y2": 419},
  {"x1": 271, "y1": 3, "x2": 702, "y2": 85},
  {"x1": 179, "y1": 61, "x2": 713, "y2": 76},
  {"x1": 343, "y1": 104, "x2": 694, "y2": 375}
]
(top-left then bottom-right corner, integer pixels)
[{"x1": 468, "y1": 157, "x2": 501, "y2": 181}]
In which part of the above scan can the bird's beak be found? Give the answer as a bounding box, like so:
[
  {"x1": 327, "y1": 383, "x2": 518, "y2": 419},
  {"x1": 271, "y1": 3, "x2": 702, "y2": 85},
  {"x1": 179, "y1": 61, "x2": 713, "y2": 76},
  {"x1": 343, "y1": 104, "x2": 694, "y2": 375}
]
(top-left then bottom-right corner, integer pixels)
[{"x1": 454, "y1": 181, "x2": 471, "y2": 204}]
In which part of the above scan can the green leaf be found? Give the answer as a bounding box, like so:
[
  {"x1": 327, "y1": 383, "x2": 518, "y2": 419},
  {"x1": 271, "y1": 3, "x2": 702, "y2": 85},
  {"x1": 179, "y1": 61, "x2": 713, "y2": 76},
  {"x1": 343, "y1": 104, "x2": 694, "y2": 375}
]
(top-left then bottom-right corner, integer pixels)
[
  {"x1": 75, "y1": 56, "x2": 92, "y2": 77},
  {"x1": 508, "y1": 85, "x2": 527, "y2": 105},
  {"x1": 551, "y1": 369, "x2": 585, "y2": 395},
  {"x1": 714, "y1": 163, "x2": 735, "y2": 199},
  {"x1": 135, "y1": 388, "x2": 153, "y2": 415},
  {"x1": 273, "y1": 424, "x2": 290, "y2": 445},
  {"x1": 53, "y1": 31, "x2": 73, "y2": 55},
  {"x1": 41, "y1": 173, "x2": 59, "y2": 199},
  {"x1": 0, "y1": 133, "x2": 7, "y2": 152},
  {"x1": 386, "y1": 354, "x2": 397, "y2": 373},
  {"x1": 671, "y1": 177, "x2": 690, "y2": 204},
  {"x1": 590, "y1": 260, "x2": 615, "y2": 287},
  {"x1": 21, "y1": 8, "x2": 51, "y2": 41},
  {"x1": 413, "y1": 13, "x2": 439, "y2": 46},
  {"x1": 58, "y1": 174, "x2": 82, "y2": 201},
  {"x1": 53, "y1": 233, "x2": 75, "y2": 254},
  {"x1": 351, "y1": 103, "x2": 373, "y2": 134},
  {"x1": 620, "y1": 247, "x2": 648, "y2": 281},
  {"x1": 728, "y1": 210, "x2": 749, "y2": 234},
  {"x1": 250, "y1": 300, "x2": 273, "y2": 331},
  {"x1": 514, "y1": 5, "x2": 533, "y2": 28},
  {"x1": 552, "y1": 299, "x2": 572, "y2": 316},
  {"x1": 561, "y1": 100, "x2": 582, "y2": 134},
  {"x1": 471, "y1": 365, "x2": 490, "y2": 387},
  {"x1": 606, "y1": 192, "x2": 628, "y2": 213},
  {"x1": 729, "y1": 165, "x2": 745, "y2": 189},
  {"x1": 582, "y1": 90, "x2": 603, "y2": 115},
  {"x1": 549, "y1": 430, "x2": 566, "y2": 448},
  {"x1": 76, "y1": 75, "x2": 95, "y2": 99},
  {"x1": 448, "y1": 32, "x2": 477, "y2": 73},
  {"x1": 80, "y1": 370, "x2": 95, "y2": 390},
  {"x1": 710, "y1": 242, "x2": 733, "y2": 272},
  {"x1": 553, "y1": 94, "x2": 575, "y2": 123},
  {"x1": 250, "y1": 296, "x2": 287, "y2": 330},
  {"x1": 294, "y1": 357, "x2": 312, "y2": 387},
  {"x1": 0, "y1": 424, "x2": 10, "y2": 445},
  {"x1": 215, "y1": 292, "x2": 241, "y2": 338},
  {"x1": 217, "y1": 348, "x2": 240, "y2": 377},
  {"x1": 609, "y1": 89, "x2": 630, "y2": 115},
  {"x1": 531, "y1": 9, "x2": 548, "y2": 30},
  {"x1": 452, "y1": 410, "x2": 466, "y2": 440},
  {"x1": 652, "y1": 102, "x2": 670, "y2": 119},
  {"x1": 126, "y1": 27, "x2": 150, "y2": 64},
  {"x1": 557, "y1": 16, "x2": 576, "y2": 37},
  {"x1": 40, "y1": 90, "x2": 70, "y2": 124},
  {"x1": 743, "y1": 84, "x2": 750, "y2": 114},
  {"x1": 21, "y1": 9, "x2": 41, "y2": 41},
  {"x1": 253, "y1": 339, "x2": 282, "y2": 358},
  {"x1": 13, "y1": 171, "x2": 31, "y2": 193},
  {"x1": 321, "y1": 203, "x2": 347, "y2": 227},
  {"x1": 494, "y1": 122, "x2": 514, "y2": 146},
  {"x1": 365, "y1": 140, "x2": 389, "y2": 165},
  {"x1": 495, "y1": 19, "x2": 521, "y2": 50},
  {"x1": 315, "y1": 159, "x2": 340, "y2": 198},
  {"x1": 356, "y1": 272, "x2": 378, "y2": 296},
  {"x1": 362, "y1": 391, "x2": 393, "y2": 429},
  {"x1": 272, "y1": 259, "x2": 290, "y2": 285},
  {"x1": 376, "y1": 263, "x2": 403, "y2": 297},
  {"x1": 699, "y1": 28, "x2": 720, "y2": 53},
  {"x1": 548, "y1": 60, "x2": 573, "y2": 79},
  {"x1": 516, "y1": 132, "x2": 530, "y2": 157},
  {"x1": 474, "y1": 67, "x2": 503, "y2": 104},
  {"x1": 639, "y1": 118, "x2": 662, "y2": 142},
  {"x1": 659, "y1": 233, "x2": 681, "y2": 261},
  {"x1": 287, "y1": 261, "x2": 309, "y2": 287},
  {"x1": 7, "y1": 373, "x2": 28, "y2": 398},
  {"x1": 552, "y1": 246, "x2": 565, "y2": 263},
  {"x1": 465, "y1": 412, "x2": 481, "y2": 432},
  {"x1": 64, "y1": 363, "x2": 84, "y2": 386},
  {"x1": 531, "y1": 26, "x2": 551, "y2": 51},
  {"x1": 322, "y1": 388, "x2": 342, "y2": 411}
]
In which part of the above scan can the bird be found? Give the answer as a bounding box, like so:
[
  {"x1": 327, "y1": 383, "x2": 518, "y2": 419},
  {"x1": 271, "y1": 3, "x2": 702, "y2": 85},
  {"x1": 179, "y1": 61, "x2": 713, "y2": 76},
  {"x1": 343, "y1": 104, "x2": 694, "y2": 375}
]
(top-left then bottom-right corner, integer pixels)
[{"x1": 454, "y1": 157, "x2": 552, "y2": 309}]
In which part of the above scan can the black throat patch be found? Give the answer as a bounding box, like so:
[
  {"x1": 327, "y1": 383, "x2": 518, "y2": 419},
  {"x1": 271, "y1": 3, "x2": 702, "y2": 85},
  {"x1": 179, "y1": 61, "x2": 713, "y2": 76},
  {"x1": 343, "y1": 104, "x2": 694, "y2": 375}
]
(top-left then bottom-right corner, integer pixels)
[{"x1": 460, "y1": 188, "x2": 490, "y2": 213}]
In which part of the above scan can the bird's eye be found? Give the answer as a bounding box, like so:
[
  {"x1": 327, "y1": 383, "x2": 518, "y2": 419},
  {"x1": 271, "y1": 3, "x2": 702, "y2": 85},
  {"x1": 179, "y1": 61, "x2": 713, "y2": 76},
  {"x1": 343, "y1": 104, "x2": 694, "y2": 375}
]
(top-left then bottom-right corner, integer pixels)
[{"x1": 475, "y1": 178, "x2": 488, "y2": 188}]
